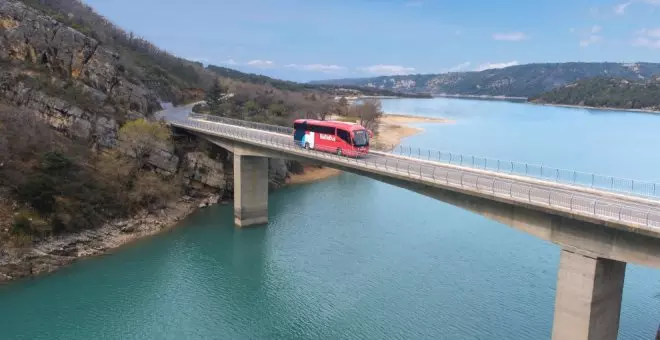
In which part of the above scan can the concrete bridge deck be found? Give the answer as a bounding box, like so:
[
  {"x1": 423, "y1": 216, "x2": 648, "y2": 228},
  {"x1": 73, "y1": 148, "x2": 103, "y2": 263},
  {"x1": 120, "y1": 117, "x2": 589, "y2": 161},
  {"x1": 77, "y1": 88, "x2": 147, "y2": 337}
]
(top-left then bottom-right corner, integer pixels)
[{"x1": 162, "y1": 108, "x2": 660, "y2": 340}]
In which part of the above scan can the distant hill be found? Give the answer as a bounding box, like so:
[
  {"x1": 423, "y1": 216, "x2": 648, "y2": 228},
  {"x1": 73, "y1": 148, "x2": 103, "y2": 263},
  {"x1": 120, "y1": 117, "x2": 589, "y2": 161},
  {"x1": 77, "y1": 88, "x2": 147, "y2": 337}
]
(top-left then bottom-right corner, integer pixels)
[
  {"x1": 311, "y1": 62, "x2": 660, "y2": 98},
  {"x1": 205, "y1": 65, "x2": 431, "y2": 98},
  {"x1": 530, "y1": 76, "x2": 660, "y2": 112}
]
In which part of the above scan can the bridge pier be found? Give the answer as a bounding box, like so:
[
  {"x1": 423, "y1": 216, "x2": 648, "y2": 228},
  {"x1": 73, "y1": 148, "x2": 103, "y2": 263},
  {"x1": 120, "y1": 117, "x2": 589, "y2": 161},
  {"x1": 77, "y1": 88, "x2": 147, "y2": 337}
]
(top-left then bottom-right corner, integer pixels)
[
  {"x1": 233, "y1": 154, "x2": 269, "y2": 227},
  {"x1": 551, "y1": 249, "x2": 626, "y2": 340}
]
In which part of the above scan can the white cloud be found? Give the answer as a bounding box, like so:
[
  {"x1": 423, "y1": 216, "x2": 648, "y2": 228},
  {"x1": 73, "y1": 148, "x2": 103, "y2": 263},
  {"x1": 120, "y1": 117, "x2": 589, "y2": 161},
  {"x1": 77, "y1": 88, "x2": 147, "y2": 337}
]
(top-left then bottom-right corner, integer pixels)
[
  {"x1": 573, "y1": 26, "x2": 603, "y2": 47},
  {"x1": 475, "y1": 61, "x2": 519, "y2": 72},
  {"x1": 285, "y1": 64, "x2": 346, "y2": 73},
  {"x1": 220, "y1": 59, "x2": 238, "y2": 65},
  {"x1": 246, "y1": 59, "x2": 274, "y2": 67},
  {"x1": 614, "y1": 1, "x2": 632, "y2": 14},
  {"x1": 359, "y1": 64, "x2": 416, "y2": 75},
  {"x1": 580, "y1": 35, "x2": 603, "y2": 46},
  {"x1": 613, "y1": 0, "x2": 660, "y2": 14},
  {"x1": 492, "y1": 32, "x2": 528, "y2": 41},
  {"x1": 446, "y1": 61, "x2": 471, "y2": 72},
  {"x1": 632, "y1": 28, "x2": 660, "y2": 49}
]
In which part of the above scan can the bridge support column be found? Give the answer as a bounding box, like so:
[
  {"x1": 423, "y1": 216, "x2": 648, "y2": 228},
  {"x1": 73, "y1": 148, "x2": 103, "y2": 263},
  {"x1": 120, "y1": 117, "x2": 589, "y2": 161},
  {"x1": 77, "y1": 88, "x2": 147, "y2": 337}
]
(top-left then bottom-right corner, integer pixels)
[
  {"x1": 233, "y1": 154, "x2": 268, "y2": 227},
  {"x1": 551, "y1": 249, "x2": 626, "y2": 340}
]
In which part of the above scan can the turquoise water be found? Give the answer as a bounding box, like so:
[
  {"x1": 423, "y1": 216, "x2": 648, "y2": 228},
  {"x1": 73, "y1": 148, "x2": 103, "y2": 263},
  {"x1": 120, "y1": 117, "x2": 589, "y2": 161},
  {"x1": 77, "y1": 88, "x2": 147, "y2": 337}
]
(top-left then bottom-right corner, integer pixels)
[{"x1": 1, "y1": 98, "x2": 659, "y2": 339}]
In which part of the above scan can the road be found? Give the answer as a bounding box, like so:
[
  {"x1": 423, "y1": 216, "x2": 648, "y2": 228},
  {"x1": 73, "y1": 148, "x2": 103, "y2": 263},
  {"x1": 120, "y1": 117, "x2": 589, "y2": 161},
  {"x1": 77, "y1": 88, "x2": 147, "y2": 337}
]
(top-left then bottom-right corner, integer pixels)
[{"x1": 158, "y1": 103, "x2": 660, "y2": 236}]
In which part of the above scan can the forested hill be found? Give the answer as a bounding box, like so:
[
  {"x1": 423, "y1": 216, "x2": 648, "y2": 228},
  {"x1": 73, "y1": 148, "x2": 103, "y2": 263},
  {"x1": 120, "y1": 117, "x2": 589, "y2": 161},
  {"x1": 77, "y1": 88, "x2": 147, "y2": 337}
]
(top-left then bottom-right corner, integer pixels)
[
  {"x1": 530, "y1": 77, "x2": 660, "y2": 112},
  {"x1": 311, "y1": 62, "x2": 660, "y2": 98},
  {"x1": 205, "y1": 65, "x2": 431, "y2": 98}
]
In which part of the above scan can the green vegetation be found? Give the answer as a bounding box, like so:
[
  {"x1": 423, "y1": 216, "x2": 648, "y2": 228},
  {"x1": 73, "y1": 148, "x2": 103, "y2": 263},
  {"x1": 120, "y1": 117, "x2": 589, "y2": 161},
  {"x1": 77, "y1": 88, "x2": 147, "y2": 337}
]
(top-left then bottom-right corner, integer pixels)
[
  {"x1": 531, "y1": 77, "x2": 660, "y2": 111},
  {"x1": 205, "y1": 65, "x2": 432, "y2": 98},
  {"x1": 0, "y1": 106, "x2": 179, "y2": 242},
  {"x1": 312, "y1": 62, "x2": 660, "y2": 98}
]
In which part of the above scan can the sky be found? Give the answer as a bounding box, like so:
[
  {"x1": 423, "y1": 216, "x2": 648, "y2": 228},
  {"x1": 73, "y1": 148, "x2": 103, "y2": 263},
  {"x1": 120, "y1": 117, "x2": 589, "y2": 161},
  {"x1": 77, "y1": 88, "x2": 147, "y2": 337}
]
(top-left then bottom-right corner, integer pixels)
[{"x1": 82, "y1": 0, "x2": 660, "y2": 82}]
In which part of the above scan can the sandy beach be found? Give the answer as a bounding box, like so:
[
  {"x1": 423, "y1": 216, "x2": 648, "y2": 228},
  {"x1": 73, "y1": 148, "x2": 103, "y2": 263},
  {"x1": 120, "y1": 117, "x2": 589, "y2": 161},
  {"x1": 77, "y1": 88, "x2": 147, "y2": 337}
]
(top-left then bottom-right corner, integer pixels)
[{"x1": 371, "y1": 113, "x2": 453, "y2": 151}]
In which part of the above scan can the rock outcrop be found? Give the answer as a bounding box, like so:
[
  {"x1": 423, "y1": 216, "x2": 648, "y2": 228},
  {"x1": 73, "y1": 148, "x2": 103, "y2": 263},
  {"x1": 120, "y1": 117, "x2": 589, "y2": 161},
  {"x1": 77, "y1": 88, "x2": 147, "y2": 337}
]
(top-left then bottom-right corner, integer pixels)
[{"x1": 0, "y1": 0, "x2": 160, "y2": 114}]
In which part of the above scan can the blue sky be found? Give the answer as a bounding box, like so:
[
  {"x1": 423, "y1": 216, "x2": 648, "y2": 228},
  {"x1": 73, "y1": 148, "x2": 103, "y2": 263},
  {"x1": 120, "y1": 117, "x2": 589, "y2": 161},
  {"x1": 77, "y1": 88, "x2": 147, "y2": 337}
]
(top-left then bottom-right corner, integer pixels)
[{"x1": 83, "y1": 0, "x2": 660, "y2": 82}]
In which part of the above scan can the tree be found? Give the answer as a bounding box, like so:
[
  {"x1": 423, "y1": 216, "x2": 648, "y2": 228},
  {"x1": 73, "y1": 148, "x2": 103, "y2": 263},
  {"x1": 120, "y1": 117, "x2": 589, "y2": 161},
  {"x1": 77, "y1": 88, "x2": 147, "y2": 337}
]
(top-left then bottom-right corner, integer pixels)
[
  {"x1": 206, "y1": 79, "x2": 229, "y2": 110},
  {"x1": 349, "y1": 98, "x2": 383, "y2": 132},
  {"x1": 118, "y1": 119, "x2": 172, "y2": 170},
  {"x1": 337, "y1": 96, "x2": 349, "y2": 116}
]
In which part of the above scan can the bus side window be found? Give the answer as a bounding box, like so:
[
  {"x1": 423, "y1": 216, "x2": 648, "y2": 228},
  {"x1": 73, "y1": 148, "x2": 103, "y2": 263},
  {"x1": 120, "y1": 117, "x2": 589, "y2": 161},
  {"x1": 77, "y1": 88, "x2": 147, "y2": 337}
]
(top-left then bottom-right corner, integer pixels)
[{"x1": 337, "y1": 129, "x2": 350, "y2": 144}]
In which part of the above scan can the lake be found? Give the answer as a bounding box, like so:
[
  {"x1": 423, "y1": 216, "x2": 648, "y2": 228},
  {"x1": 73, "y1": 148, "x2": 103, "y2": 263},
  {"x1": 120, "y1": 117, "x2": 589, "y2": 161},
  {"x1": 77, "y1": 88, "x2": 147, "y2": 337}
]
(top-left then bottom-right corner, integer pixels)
[{"x1": 1, "y1": 98, "x2": 658, "y2": 339}]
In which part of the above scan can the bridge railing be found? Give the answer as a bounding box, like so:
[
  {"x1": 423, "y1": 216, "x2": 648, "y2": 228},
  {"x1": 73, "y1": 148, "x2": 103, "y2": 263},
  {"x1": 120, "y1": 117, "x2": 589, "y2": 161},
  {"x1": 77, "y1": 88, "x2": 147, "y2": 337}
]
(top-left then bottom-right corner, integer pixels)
[
  {"x1": 171, "y1": 116, "x2": 660, "y2": 231},
  {"x1": 189, "y1": 113, "x2": 294, "y2": 135},
  {"x1": 387, "y1": 145, "x2": 660, "y2": 199},
  {"x1": 187, "y1": 113, "x2": 660, "y2": 200}
]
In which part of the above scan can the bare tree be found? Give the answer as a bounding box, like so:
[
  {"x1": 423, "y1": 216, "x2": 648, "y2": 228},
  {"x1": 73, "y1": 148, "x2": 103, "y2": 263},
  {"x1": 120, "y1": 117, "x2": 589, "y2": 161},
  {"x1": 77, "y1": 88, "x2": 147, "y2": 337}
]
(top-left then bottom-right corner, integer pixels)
[
  {"x1": 349, "y1": 98, "x2": 383, "y2": 132},
  {"x1": 117, "y1": 119, "x2": 172, "y2": 170},
  {"x1": 337, "y1": 96, "x2": 349, "y2": 116}
]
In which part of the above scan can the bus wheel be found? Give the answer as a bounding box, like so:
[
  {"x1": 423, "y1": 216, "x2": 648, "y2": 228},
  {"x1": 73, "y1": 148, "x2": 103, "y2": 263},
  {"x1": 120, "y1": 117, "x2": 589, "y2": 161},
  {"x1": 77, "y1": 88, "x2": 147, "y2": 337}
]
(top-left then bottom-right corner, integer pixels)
[
  {"x1": 304, "y1": 142, "x2": 310, "y2": 149},
  {"x1": 336, "y1": 148, "x2": 342, "y2": 156}
]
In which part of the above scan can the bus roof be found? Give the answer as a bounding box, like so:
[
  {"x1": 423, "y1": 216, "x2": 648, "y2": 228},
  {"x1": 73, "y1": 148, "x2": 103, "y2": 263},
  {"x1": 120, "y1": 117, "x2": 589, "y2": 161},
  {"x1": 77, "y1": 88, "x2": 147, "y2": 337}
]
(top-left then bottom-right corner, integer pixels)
[{"x1": 293, "y1": 119, "x2": 367, "y2": 132}]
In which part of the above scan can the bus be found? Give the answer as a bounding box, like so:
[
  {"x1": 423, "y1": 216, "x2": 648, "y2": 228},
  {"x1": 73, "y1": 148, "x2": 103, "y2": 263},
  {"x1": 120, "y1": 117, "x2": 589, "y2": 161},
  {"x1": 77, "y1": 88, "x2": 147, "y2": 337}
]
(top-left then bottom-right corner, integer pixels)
[{"x1": 293, "y1": 119, "x2": 371, "y2": 157}]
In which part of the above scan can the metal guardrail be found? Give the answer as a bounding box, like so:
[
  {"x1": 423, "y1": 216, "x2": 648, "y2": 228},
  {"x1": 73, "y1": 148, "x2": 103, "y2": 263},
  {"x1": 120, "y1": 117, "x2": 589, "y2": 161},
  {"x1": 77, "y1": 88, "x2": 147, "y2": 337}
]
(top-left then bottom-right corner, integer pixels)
[
  {"x1": 388, "y1": 145, "x2": 660, "y2": 199},
  {"x1": 171, "y1": 115, "x2": 660, "y2": 231},
  {"x1": 189, "y1": 113, "x2": 660, "y2": 200}
]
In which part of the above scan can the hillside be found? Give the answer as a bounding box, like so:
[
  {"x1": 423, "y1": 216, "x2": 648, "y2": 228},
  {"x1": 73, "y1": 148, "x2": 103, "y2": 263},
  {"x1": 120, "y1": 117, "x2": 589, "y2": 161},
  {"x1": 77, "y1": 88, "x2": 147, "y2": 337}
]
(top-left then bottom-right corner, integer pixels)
[
  {"x1": 311, "y1": 62, "x2": 660, "y2": 98},
  {"x1": 0, "y1": 0, "x2": 381, "y2": 280},
  {"x1": 530, "y1": 77, "x2": 660, "y2": 112},
  {"x1": 205, "y1": 65, "x2": 431, "y2": 98}
]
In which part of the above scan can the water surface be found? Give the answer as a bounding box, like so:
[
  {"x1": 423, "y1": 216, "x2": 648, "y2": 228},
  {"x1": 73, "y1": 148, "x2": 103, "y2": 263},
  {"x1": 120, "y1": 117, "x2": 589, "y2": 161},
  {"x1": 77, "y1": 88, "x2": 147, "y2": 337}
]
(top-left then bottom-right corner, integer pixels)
[{"x1": 1, "y1": 98, "x2": 659, "y2": 339}]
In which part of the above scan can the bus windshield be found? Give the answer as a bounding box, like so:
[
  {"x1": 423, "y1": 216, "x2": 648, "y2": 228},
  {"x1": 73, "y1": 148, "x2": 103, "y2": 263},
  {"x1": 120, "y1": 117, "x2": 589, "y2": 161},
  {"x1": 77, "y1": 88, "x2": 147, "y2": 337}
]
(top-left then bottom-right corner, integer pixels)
[{"x1": 353, "y1": 130, "x2": 369, "y2": 146}]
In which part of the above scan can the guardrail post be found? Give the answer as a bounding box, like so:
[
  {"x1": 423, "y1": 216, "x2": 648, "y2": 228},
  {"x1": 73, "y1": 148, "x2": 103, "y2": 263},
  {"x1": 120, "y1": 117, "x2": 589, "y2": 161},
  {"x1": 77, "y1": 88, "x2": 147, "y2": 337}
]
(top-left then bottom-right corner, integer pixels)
[
  {"x1": 555, "y1": 169, "x2": 559, "y2": 182},
  {"x1": 492, "y1": 179, "x2": 495, "y2": 195},
  {"x1": 570, "y1": 195, "x2": 573, "y2": 210},
  {"x1": 528, "y1": 187, "x2": 531, "y2": 202},
  {"x1": 591, "y1": 174, "x2": 595, "y2": 187},
  {"x1": 618, "y1": 206, "x2": 622, "y2": 220},
  {"x1": 460, "y1": 173, "x2": 464, "y2": 187},
  {"x1": 611, "y1": 177, "x2": 614, "y2": 189},
  {"x1": 646, "y1": 211, "x2": 650, "y2": 226},
  {"x1": 432, "y1": 167, "x2": 436, "y2": 180},
  {"x1": 573, "y1": 171, "x2": 576, "y2": 183},
  {"x1": 428, "y1": 150, "x2": 430, "y2": 160},
  {"x1": 497, "y1": 160, "x2": 500, "y2": 171},
  {"x1": 593, "y1": 200, "x2": 596, "y2": 214},
  {"x1": 460, "y1": 154, "x2": 463, "y2": 165}
]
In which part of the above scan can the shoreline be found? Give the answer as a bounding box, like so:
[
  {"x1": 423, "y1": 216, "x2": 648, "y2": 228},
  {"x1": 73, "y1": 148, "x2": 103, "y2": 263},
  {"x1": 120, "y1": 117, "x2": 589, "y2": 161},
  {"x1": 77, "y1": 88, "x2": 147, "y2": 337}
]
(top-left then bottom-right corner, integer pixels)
[
  {"x1": 0, "y1": 111, "x2": 451, "y2": 284},
  {"x1": 531, "y1": 101, "x2": 660, "y2": 114}
]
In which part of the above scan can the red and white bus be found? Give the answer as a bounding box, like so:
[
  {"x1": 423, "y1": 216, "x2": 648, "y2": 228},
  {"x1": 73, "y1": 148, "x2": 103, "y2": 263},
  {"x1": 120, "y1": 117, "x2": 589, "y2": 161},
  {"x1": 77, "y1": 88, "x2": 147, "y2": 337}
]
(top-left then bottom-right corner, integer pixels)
[{"x1": 293, "y1": 119, "x2": 371, "y2": 157}]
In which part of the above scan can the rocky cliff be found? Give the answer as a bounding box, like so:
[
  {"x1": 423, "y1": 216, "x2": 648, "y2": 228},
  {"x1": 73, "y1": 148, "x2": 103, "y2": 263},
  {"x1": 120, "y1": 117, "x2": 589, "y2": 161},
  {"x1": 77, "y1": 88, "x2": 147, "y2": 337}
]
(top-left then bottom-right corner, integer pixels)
[{"x1": 0, "y1": 0, "x2": 293, "y2": 196}]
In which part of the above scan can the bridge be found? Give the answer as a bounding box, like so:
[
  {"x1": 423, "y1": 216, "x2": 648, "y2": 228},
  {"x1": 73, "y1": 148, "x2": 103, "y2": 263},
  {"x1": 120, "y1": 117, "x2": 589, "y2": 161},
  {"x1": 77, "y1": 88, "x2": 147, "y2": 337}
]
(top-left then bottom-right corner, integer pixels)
[{"x1": 160, "y1": 105, "x2": 660, "y2": 340}]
